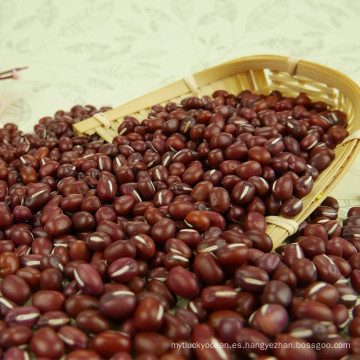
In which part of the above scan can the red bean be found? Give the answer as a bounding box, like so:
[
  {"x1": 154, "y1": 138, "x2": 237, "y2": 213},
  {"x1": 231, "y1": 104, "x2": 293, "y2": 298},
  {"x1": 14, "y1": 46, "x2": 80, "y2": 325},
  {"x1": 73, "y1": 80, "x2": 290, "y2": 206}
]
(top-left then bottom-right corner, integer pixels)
[
  {"x1": 58, "y1": 325, "x2": 88, "y2": 351},
  {"x1": 208, "y1": 187, "x2": 230, "y2": 213},
  {"x1": 74, "y1": 263, "x2": 103, "y2": 295},
  {"x1": 1, "y1": 274, "x2": 31, "y2": 304},
  {"x1": 151, "y1": 218, "x2": 176, "y2": 242},
  {"x1": 91, "y1": 331, "x2": 131, "y2": 358},
  {"x1": 134, "y1": 297, "x2": 164, "y2": 331},
  {"x1": 45, "y1": 214, "x2": 72, "y2": 237},
  {"x1": 0, "y1": 325, "x2": 33, "y2": 349},
  {"x1": 76, "y1": 309, "x2": 111, "y2": 334},
  {"x1": 167, "y1": 266, "x2": 199, "y2": 299},
  {"x1": 0, "y1": 252, "x2": 20, "y2": 278},
  {"x1": 185, "y1": 210, "x2": 210, "y2": 232},
  {"x1": 30, "y1": 326, "x2": 65, "y2": 359},
  {"x1": 200, "y1": 285, "x2": 238, "y2": 309},
  {"x1": 234, "y1": 265, "x2": 269, "y2": 292},
  {"x1": 134, "y1": 331, "x2": 171, "y2": 357},
  {"x1": 274, "y1": 334, "x2": 316, "y2": 360},
  {"x1": 313, "y1": 254, "x2": 341, "y2": 284},
  {"x1": 250, "y1": 303, "x2": 288, "y2": 337},
  {"x1": 99, "y1": 289, "x2": 136, "y2": 319},
  {"x1": 32, "y1": 290, "x2": 66, "y2": 313},
  {"x1": 108, "y1": 257, "x2": 139, "y2": 283}
]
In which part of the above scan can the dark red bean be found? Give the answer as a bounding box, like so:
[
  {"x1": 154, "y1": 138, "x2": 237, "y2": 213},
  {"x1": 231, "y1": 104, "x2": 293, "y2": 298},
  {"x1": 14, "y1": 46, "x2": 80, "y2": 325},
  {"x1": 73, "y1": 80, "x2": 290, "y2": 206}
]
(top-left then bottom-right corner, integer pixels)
[
  {"x1": 313, "y1": 254, "x2": 341, "y2": 284},
  {"x1": 231, "y1": 180, "x2": 256, "y2": 205},
  {"x1": 91, "y1": 331, "x2": 131, "y2": 358},
  {"x1": 0, "y1": 252, "x2": 20, "y2": 278},
  {"x1": 65, "y1": 294, "x2": 99, "y2": 318},
  {"x1": 108, "y1": 257, "x2": 139, "y2": 283},
  {"x1": 200, "y1": 285, "x2": 237, "y2": 309},
  {"x1": 287, "y1": 318, "x2": 328, "y2": 342},
  {"x1": 134, "y1": 331, "x2": 171, "y2": 357},
  {"x1": 262, "y1": 280, "x2": 292, "y2": 307},
  {"x1": 291, "y1": 300, "x2": 333, "y2": 322},
  {"x1": 37, "y1": 310, "x2": 70, "y2": 330},
  {"x1": 291, "y1": 258, "x2": 317, "y2": 286},
  {"x1": 272, "y1": 175, "x2": 293, "y2": 201},
  {"x1": 74, "y1": 263, "x2": 103, "y2": 295},
  {"x1": 151, "y1": 218, "x2": 176, "y2": 243},
  {"x1": 274, "y1": 334, "x2": 316, "y2": 360},
  {"x1": 45, "y1": 214, "x2": 72, "y2": 237},
  {"x1": 5, "y1": 306, "x2": 40, "y2": 328},
  {"x1": 30, "y1": 326, "x2": 65, "y2": 359},
  {"x1": 0, "y1": 325, "x2": 33, "y2": 349},
  {"x1": 209, "y1": 187, "x2": 230, "y2": 213},
  {"x1": 235, "y1": 327, "x2": 271, "y2": 357},
  {"x1": 185, "y1": 210, "x2": 210, "y2": 232},
  {"x1": 66, "y1": 349, "x2": 102, "y2": 360},
  {"x1": 234, "y1": 265, "x2": 269, "y2": 292},
  {"x1": 167, "y1": 266, "x2": 199, "y2": 299},
  {"x1": 3, "y1": 347, "x2": 31, "y2": 360},
  {"x1": 134, "y1": 297, "x2": 164, "y2": 331},
  {"x1": 250, "y1": 303, "x2": 288, "y2": 337},
  {"x1": 58, "y1": 325, "x2": 88, "y2": 351},
  {"x1": 1, "y1": 274, "x2": 31, "y2": 304},
  {"x1": 303, "y1": 281, "x2": 339, "y2": 307},
  {"x1": 99, "y1": 289, "x2": 136, "y2": 319},
  {"x1": 76, "y1": 309, "x2": 111, "y2": 334},
  {"x1": 32, "y1": 290, "x2": 66, "y2": 313},
  {"x1": 245, "y1": 229, "x2": 273, "y2": 252}
]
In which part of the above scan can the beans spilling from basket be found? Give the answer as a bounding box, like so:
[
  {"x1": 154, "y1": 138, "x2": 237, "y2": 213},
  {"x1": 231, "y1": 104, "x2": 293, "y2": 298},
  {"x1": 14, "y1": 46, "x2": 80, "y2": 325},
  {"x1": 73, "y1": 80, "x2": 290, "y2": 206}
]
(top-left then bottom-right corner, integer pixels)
[{"x1": 0, "y1": 88, "x2": 356, "y2": 360}]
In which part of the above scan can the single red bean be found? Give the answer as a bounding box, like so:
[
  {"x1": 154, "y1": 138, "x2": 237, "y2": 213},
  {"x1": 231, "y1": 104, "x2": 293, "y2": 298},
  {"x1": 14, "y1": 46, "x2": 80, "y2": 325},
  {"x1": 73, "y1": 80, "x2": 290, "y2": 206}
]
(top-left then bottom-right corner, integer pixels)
[
  {"x1": 250, "y1": 303, "x2": 288, "y2": 337},
  {"x1": 274, "y1": 334, "x2": 316, "y2": 360},
  {"x1": 0, "y1": 252, "x2": 20, "y2": 278},
  {"x1": 76, "y1": 309, "x2": 111, "y2": 334},
  {"x1": 291, "y1": 258, "x2": 317, "y2": 286},
  {"x1": 134, "y1": 297, "x2": 164, "y2": 331},
  {"x1": 65, "y1": 294, "x2": 99, "y2": 318},
  {"x1": 32, "y1": 290, "x2": 65, "y2": 313},
  {"x1": 91, "y1": 331, "x2": 131, "y2": 358},
  {"x1": 74, "y1": 263, "x2": 103, "y2": 296},
  {"x1": 167, "y1": 266, "x2": 199, "y2": 299},
  {"x1": 108, "y1": 257, "x2": 139, "y2": 283},
  {"x1": 1, "y1": 274, "x2": 31, "y2": 304},
  {"x1": 291, "y1": 300, "x2": 333, "y2": 322},
  {"x1": 99, "y1": 289, "x2": 136, "y2": 319},
  {"x1": 200, "y1": 285, "x2": 238, "y2": 310},
  {"x1": 30, "y1": 326, "x2": 65, "y2": 359},
  {"x1": 185, "y1": 210, "x2": 210, "y2": 232},
  {"x1": 104, "y1": 240, "x2": 136, "y2": 264},
  {"x1": 58, "y1": 325, "x2": 88, "y2": 351},
  {"x1": 5, "y1": 306, "x2": 40, "y2": 328},
  {"x1": 272, "y1": 175, "x2": 293, "y2": 201},
  {"x1": 134, "y1": 332, "x2": 171, "y2": 357},
  {"x1": 313, "y1": 254, "x2": 341, "y2": 284},
  {"x1": 45, "y1": 214, "x2": 72, "y2": 237},
  {"x1": 235, "y1": 327, "x2": 271, "y2": 357},
  {"x1": 0, "y1": 325, "x2": 33, "y2": 349},
  {"x1": 234, "y1": 265, "x2": 269, "y2": 292},
  {"x1": 151, "y1": 218, "x2": 176, "y2": 243}
]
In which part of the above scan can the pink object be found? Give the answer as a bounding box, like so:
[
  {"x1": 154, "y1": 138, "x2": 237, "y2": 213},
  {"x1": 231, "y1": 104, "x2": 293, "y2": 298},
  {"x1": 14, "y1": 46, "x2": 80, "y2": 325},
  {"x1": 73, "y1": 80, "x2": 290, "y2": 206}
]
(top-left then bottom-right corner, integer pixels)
[{"x1": 12, "y1": 70, "x2": 20, "y2": 80}]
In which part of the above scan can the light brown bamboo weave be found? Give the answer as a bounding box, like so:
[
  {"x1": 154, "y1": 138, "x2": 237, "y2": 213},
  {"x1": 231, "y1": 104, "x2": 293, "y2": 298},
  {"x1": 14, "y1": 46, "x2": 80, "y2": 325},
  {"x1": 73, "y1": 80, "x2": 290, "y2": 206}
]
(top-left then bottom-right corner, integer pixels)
[{"x1": 73, "y1": 55, "x2": 360, "y2": 249}]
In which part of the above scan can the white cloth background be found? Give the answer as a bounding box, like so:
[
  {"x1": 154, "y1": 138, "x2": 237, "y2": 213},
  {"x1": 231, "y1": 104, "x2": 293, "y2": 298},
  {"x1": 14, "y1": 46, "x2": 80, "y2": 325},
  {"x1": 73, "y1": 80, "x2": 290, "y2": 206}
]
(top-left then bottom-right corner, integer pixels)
[{"x1": 1, "y1": 0, "x2": 360, "y2": 212}]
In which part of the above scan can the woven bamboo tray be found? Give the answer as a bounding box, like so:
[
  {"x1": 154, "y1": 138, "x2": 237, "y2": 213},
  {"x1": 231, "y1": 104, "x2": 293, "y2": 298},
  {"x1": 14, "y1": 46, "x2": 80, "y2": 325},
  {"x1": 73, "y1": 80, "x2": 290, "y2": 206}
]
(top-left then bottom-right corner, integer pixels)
[{"x1": 73, "y1": 55, "x2": 360, "y2": 249}]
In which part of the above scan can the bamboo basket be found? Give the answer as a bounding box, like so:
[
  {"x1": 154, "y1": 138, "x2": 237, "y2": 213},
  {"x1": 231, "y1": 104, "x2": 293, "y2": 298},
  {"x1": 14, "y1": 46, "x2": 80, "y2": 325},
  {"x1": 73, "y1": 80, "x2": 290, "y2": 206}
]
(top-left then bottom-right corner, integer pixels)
[{"x1": 73, "y1": 55, "x2": 360, "y2": 249}]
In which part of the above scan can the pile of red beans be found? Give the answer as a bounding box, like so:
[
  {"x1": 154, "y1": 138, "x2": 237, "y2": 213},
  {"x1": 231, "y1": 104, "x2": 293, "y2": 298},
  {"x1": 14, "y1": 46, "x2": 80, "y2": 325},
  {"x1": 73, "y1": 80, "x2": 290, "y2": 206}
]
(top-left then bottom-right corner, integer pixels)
[{"x1": 0, "y1": 89, "x2": 358, "y2": 359}]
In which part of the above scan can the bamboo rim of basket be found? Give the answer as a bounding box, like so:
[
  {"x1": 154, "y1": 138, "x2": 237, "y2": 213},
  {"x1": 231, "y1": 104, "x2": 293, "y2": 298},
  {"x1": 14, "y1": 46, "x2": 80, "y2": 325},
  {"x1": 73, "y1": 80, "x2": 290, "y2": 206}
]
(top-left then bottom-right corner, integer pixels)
[{"x1": 73, "y1": 55, "x2": 360, "y2": 249}]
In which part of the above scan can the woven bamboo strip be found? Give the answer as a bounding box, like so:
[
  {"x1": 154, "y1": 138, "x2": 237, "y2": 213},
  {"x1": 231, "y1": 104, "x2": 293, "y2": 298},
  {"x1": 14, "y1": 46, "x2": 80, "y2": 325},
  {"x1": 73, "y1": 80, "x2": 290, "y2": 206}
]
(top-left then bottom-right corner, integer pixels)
[{"x1": 73, "y1": 55, "x2": 360, "y2": 249}]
